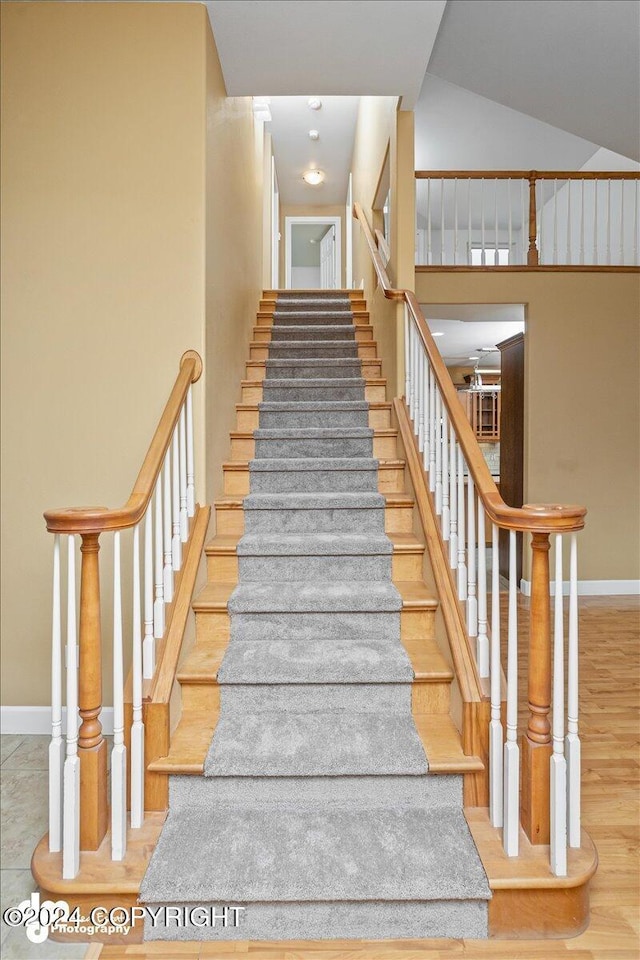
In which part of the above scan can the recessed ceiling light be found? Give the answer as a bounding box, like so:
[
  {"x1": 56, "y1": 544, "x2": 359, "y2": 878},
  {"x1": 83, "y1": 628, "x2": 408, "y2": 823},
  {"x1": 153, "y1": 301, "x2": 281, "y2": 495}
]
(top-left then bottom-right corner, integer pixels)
[
  {"x1": 469, "y1": 356, "x2": 480, "y2": 361},
  {"x1": 309, "y1": 129, "x2": 319, "y2": 141},
  {"x1": 480, "y1": 346, "x2": 497, "y2": 352},
  {"x1": 302, "y1": 169, "x2": 325, "y2": 186},
  {"x1": 309, "y1": 238, "x2": 317, "y2": 244},
  {"x1": 307, "y1": 97, "x2": 322, "y2": 110},
  {"x1": 432, "y1": 332, "x2": 444, "y2": 337}
]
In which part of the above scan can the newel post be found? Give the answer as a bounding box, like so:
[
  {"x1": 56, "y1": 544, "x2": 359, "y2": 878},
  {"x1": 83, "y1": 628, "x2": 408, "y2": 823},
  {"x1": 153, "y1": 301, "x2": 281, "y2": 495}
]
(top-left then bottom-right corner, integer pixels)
[
  {"x1": 527, "y1": 172, "x2": 539, "y2": 266},
  {"x1": 521, "y1": 532, "x2": 552, "y2": 843},
  {"x1": 78, "y1": 532, "x2": 108, "y2": 850}
]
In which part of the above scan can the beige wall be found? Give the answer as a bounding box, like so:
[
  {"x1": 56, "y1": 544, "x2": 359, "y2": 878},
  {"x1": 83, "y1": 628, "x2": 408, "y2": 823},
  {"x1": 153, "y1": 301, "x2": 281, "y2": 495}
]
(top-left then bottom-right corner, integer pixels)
[
  {"x1": 279, "y1": 205, "x2": 346, "y2": 288},
  {"x1": 1, "y1": 3, "x2": 265, "y2": 707},
  {"x1": 415, "y1": 270, "x2": 640, "y2": 582}
]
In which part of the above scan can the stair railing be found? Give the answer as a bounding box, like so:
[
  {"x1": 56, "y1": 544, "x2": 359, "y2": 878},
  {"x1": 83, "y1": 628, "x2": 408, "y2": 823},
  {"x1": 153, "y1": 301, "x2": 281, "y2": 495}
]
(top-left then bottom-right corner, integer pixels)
[
  {"x1": 44, "y1": 350, "x2": 203, "y2": 879},
  {"x1": 355, "y1": 202, "x2": 586, "y2": 876},
  {"x1": 415, "y1": 169, "x2": 640, "y2": 267}
]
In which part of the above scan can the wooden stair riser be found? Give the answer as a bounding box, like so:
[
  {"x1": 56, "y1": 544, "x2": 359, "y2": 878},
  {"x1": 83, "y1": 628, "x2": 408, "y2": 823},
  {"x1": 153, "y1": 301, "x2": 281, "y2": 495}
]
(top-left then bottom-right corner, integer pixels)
[
  {"x1": 194, "y1": 604, "x2": 435, "y2": 647},
  {"x1": 253, "y1": 325, "x2": 374, "y2": 343},
  {"x1": 256, "y1": 309, "x2": 369, "y2": 326},
  {"x1": 179, "y1": 682, "x2": 219, "y2": 714},
  {"x1": 245, "y1": 359, "x2": 382, "y2": 381},
  {"x1": 222, "y1": 460, "x2": 405, "y2": 496},
  {"x1": 229, "y1": 431, "x2": 398, "y2": 461},
  {"x1": 249, "y1": 342, "x2": 378, "y2": 361},
  {"x1": 213, "y1": 499, "x2": 414, "y2": 537},
  {"x1": 234, "y1": 403, "x2": 391, "y2": 432},
  {"x1": 240, "y1": 380, "x2": 387, "y2": 404},
  {"x1": 206, "y1": 546, "x2": 424, "y2": 583}
]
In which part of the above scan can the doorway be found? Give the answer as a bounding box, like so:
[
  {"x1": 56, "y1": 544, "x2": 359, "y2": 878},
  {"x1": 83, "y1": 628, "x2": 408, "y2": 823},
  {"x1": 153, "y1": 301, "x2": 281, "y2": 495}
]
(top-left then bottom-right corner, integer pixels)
[{"x1": 285, "y1": 217, "x2": 342, "y2": 290}]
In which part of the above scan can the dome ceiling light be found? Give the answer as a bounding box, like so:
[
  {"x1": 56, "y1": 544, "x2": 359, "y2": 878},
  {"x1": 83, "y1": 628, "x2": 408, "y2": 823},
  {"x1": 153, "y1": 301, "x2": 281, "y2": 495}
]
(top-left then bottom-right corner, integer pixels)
[
  {"x1": 307, "y1": 97, "x2": 322, "y2": 110},
  {"x1": 308, "y1": 129, "x2": 319, "y2": 140},
  {"x1": 302, "y1": 169, "x2": 325, "y2": 186}
]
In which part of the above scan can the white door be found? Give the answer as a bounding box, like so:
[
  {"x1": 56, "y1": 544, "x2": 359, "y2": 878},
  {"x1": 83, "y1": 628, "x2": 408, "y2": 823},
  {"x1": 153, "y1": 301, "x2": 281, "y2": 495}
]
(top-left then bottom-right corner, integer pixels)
[{"x1": 320, "y1": 225, "x2": 336, "y2": 289}]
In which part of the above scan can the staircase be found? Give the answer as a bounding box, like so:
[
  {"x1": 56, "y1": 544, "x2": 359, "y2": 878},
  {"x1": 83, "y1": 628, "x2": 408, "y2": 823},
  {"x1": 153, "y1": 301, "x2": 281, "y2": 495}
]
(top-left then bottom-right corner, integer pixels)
[{"x1": 139, "y1": 291, "x2": 491, "y2": 942}]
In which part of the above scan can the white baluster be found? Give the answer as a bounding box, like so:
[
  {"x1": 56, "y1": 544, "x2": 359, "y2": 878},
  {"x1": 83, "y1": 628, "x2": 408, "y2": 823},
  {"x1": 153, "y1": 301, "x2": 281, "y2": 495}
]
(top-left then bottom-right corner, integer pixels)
[
  {"x1": 503, "y1": 529, "x2": 519, "y2": 857},
  {"x1": 520, "y1": 179, "x2": 526, "y2": 265},
  {"x1": 457, "y1": 447, "x2": 467, "y2": 600},
  {"x1": 408, "y1": 321, "x2": 415, "y2": 419},
  {"x1": 553, "y1": 178, "x2": 558, "y2": 265},
  {"x1": 428, "y1": 367, "x2": 436, "y2": 491},
  {"x1": 171, "y1": 428, "x2": 181, "y2": 572},
  {"x1": 179, "y1": 406, "x2": 188, "y2": 542},
  {"x1": 508, "y1": 178, "x2": 513, "y2": 263},
  {"x1": 449, "y1": 423, "x2": 458, "y2": 569},
  {"x1": 453, "y1": 178, "x2": 458, "y2": 265},
  {"x1": 566, "y1": 533, "x2": 581, "y2": 847},
  {"x1": 494, "y1": 177, "x2": 499, "y2": 263},
  {"x1": 416, "y1": 335, "x2": 424, "y2": 452},
  {"x1": 566, "y1": 179, "x2": 572, "y2": 264},
  {"x1": 442, "y1": 405, "x2": 450, "y2": 541},
  {"x1": 153, "y1": 477, "x2": 165, "y2": 638},
  {"x1": 550, "y1": 534, "x2": 567, "y2": 876},
  {"x1": 62, "y1": 535, "x2": 80, "y2": 880},
  {"x1": 580, "y1": 179, "x2": 585, "y2": 265},
  {"x1": 111, "y1": 532, "x2": 127, "y2": 861},
  {"x1": 49, "y1": 535, "x2": 64, "y2": 852},
  {"x1": 143, "y1": 504, "x2": 155, "y2": 677},
  {"x1": 634, "y1": 179, "x2": 639, "y2": 266},
  {"x1": 186, "y1": 385, "x2": 195, "y2": 518},
  {"x1": 539, "y1": 179, "x2": 545, "y2": 265},
  {"x1": 606, "y1": 179, "x2": 611, "y2": 266},
  {"x1": 619, "y1": 180, "x2": 625, "y2": 266},
  {"x1": 440, "y1": 177, "x2": 445, "y2": 265},
  {"x1": 404, "y1": 304, "x2": 410, "y2": 401},
  {"x1": 163, "y1": 454, "x2": 173, "y2": 602},
  {"x1": 480, "y1": 178, "x2": 485, "y2": 264},
  {"x1": 427, "y1": 179, "x2": 432, "y2": 265},
  {"x1": 476, "y1": 500, "x2": 489, "y2": 676},
  {"x1": 467, "y1": 474, "x2": 477, "y2": 636},
  {"x1": 131, "y1": 524, "x2": 145, "y2": 829},
  {"x1": 593, "y1": 179, "x2": 598, "y2": 264},
  {"x1": 490, "y1": 523, "x2": 503, "y2": 827},
  {"x1": 435, "y1": 389, "x2": 442, "y2": 515},
  {"x1": 467, "y1": 178, "x2": 472, "y2": 265},
  {"x1": 421, "y1": 351, "x2": 429, "y2": 468}
]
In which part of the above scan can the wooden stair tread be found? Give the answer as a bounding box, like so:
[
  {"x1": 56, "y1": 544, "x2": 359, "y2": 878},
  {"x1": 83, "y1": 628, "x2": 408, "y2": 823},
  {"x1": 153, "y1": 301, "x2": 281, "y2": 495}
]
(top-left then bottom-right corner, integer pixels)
[
  {"x1": 147, "y1": 710, "x2": 216, "y2": 774},
  {"x1": 222, "y1": 457, "x2": 405, "y2": 470},
  {"x1": 235, "y1": 401, "x2": 392, "y2": 412},
  {"x1": 403, "y1": 637, "x2": 453, "y2": 681},
  {"x1": 194, "y1": 579, "x2": 436, "y2": 612},
  {"x1": 204, "y1": 530, "x2": 425, "y2": 557},
  {"x1": 395, "y1": 580, "x2": 439, "y2": 609},
  {"x1": 177, "y1": 642, "x2": 227, "y2": 682},
  {"x1": 415, "y1": 715, "x2": 484, "y2": 772},
  {"x1": 229, "y1": 427, "x2": 398, "y2": 439},
  {"x1": 465, "y1": 808, "x2": 598, "y2": 890},
  {"x1": 240, "y1": 377, "x2": 387, "y2": 387},
  {"x1": 213, "y1": 491, "x2": 413, "y2": 509}
]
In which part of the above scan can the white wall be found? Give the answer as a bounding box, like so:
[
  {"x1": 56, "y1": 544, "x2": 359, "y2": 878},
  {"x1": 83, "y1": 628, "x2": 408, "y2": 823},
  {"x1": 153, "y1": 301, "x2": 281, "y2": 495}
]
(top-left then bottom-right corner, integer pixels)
[{"x1": 291, "y1": 266, "x2": 321, "y2": 288}]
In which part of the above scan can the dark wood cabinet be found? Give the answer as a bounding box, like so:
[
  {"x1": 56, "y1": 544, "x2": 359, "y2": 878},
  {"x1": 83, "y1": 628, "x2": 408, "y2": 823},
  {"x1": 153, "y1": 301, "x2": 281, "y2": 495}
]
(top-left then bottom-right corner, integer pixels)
[{"x1": 497, "y1": 332, "x2": 524, "y2": 580}]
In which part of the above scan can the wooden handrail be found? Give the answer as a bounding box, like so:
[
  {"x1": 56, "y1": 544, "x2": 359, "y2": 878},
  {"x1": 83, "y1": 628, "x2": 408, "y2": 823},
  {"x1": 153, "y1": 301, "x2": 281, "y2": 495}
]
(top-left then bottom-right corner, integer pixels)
[
  {"x1": 415, "y1": 170, "x2": 640, "y2": 181},
  {"x1": 374, "y1": 228, "x2": 391, "y2": 265},
  {"x1": 353, "y1": 202, "x2": 586, "y2": 534},
  {"x1": 44, "y1": 350, "x2": 202, "y2": 535}
]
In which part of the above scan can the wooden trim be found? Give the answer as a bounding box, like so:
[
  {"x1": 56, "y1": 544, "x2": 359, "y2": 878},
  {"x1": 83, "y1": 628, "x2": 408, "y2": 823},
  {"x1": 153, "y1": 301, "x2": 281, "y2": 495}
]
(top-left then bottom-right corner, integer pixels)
[
  {"x1": 415, "y1": 169, "x2": 640, "y2": 181},
  {"x1": 354, "y1": 202, "x2": 586, "y2": 535},
  {"x1": 416, "y1": 264, "x2": 640, "y2": 273},
  {"x1": 374, "y1": 228, "x2": 391, "y2": 265},
  {"x1": 44, "y1": 351, "x2": 203, "y2": 534}
]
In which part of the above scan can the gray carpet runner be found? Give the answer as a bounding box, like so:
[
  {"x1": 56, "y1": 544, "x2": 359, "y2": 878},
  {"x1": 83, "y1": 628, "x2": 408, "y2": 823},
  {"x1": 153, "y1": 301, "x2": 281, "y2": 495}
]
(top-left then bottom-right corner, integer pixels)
[{"x1": 140, "y1": 291, "x2": 490, "y2": 941}]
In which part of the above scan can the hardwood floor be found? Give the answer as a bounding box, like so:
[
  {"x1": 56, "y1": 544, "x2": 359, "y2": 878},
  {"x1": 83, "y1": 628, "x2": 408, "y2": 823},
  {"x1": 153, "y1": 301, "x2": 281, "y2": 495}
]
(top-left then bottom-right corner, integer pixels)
[{"x1": 95, "y1": 596, "x2": 640, "y2": 960}]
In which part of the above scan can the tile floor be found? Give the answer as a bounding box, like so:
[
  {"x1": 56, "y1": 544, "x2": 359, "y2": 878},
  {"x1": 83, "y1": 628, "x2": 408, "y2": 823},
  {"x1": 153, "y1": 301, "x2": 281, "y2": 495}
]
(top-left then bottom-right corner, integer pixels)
[{"x1": 1, "y1": 734, "x2": 89, "y2": 959}]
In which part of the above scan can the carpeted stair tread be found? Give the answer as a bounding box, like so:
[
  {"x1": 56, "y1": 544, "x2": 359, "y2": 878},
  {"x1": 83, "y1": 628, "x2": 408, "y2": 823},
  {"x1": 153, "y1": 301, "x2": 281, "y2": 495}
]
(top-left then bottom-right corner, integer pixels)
[
  {"x1": 216, "y1": 637, "x2": 413, "y2": 683},
  {"x1": 227, "y1": 580, "x2": 402, "y2": 614},
  {"x1": 243, "y1": 491, "x2": 384, "y2": 509},
  {"x1": 249, "y1": 457, "x2": 377, "y2": 472},
  {"x1": 270, "y1": 325, "x2": 356, "y2": 340},
  {"x1": 140, "y1": 789, "x2": 490, "y2": 904},
  {"x1": 253, "y1": 427, "x2": 374, "y2": 439},
  {"x1": 203, "y1": 712, "x2": 428, "y2": 777},
  {"x1": 258, "y1": 400, "x2": 368, "y2": 412},
  {"x1": 236, "y1": 532, "x2": 393, "y2": 556}
]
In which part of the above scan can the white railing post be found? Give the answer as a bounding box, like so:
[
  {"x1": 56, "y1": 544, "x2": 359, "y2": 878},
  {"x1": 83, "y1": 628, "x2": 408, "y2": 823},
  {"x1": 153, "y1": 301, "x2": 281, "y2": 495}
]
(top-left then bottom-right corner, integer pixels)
[
  {"x1": 186, "y1": 385, "x2": 195, "y2": 518},
  {"x1": 62, "y1": 535, "x2": 80, "y2": 880},
  {"x1": 171, "y1": 427, "x2": 182, "y2": 572},
  {"x1": 467, "y1": 474, "x2": 477, "y2": 636},
  {"x1": 143, "y1": 505, "x2": 155, "y2": 677},
  {"x1": 428, "y1": 367, "x2": 436, "y2": 491},
  {"x1": 489, "y1": 523, "x2": 503, "y2": 827},
  {"x1": 131, "y1": 524, "x2": 145, "y2": 829},
  {"x1": 435, "y1": 389, "x2": 443, "y2": 515},
  {"x1": 550, "y1": 534, "x2": 567, "y2": 876},
  {"x1": 179, "y1": 406, "x2": 188, "y2": 542},
  {"x1": 441, "y1": 406, "x2": 450, "y2": 541},
  {"x1": 457, "y1": 446, "x2": 467, "y2": 600},
  {"x1": 163, "y1": 454, "x2": 173, "y2": 603},
  {"x1": 49, "y1": 535, "x2": 64, "y2": 853},
  {"x1": 111, "y1": 532, "x2": 127, "y2": 861},
  {"x1": 566, "y1": 533, "x2": 581, "y2": 847},
  {"x1": 404, "y1": 305, "x2": 410, "y2": 401},
  {"x1": 421, "y1": 351, "x2": 429, "y2": 467},
  {"x1": 476, "y1": 500, "x2": 489, "y2": 677},
  {"x1": 503, "y1": 529, "x2": 520, "y2": 857},
  {"x1": 153, "y1": 479, "x2": 165, "y2": 638},
  {"x1": 449, "y1": 423, "x2": 458, "y2": 569}
]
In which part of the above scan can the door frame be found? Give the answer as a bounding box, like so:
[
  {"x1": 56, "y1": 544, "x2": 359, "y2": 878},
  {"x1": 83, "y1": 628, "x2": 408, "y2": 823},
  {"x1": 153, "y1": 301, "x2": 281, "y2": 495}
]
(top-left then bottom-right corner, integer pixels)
[{"x1": 284, "y1": 216, "x2": 342, "y2": 290}]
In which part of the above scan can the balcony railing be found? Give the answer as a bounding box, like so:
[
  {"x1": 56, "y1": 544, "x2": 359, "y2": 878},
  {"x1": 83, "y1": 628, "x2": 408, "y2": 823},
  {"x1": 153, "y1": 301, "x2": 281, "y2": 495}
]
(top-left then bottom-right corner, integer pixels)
[{"x1": 415, "y1": 170, "x2": 640, "y2": 268}]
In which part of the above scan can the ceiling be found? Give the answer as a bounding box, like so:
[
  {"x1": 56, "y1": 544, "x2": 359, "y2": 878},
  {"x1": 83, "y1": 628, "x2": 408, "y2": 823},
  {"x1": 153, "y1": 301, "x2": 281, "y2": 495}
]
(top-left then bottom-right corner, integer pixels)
[
  {"x1": 426, "y1": 0, "x2": 640, "y2": 161},
  {"x1": 421, "y1": 304, "x2": 525, "y2": 369},
  {"x1": 205, "y1": 1, "x2": 446, "y2": 108},
  {"x1": 269, "y1": 97, "x2": 360, "y2": 205}
]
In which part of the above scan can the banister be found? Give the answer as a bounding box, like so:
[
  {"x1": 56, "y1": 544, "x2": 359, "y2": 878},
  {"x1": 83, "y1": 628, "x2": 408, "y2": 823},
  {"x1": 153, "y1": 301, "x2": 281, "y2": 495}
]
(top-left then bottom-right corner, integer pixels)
[
  {"x1": 44, "y1": 350, "x2": 203, "y2": 535},
  {"x1": 353, "y1": 202, "x2": 586, "y2": 534},
  {"x1": 415, "y1": 169, "x2": 640, "y2": 181}
]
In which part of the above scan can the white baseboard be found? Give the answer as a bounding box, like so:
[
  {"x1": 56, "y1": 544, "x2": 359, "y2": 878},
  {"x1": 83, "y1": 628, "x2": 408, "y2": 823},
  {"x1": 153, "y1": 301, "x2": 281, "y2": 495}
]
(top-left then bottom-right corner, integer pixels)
[
  {"x1": 519, "y1": 578, "x2": 640, "y2": 597},
  {"x1": 0, "y1": 706, "x2": 114, "y2": 736}
]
